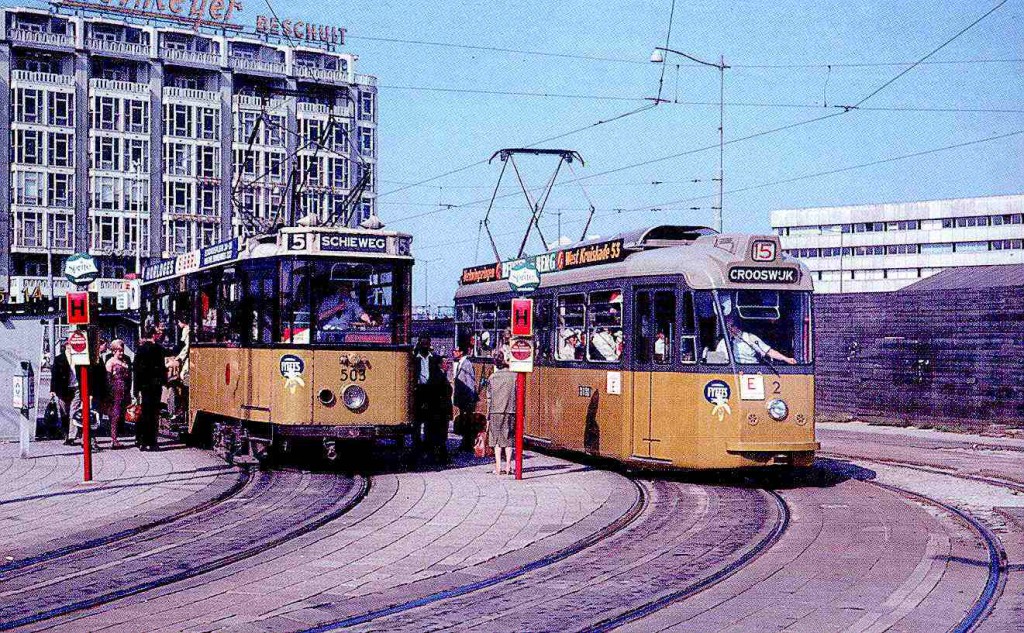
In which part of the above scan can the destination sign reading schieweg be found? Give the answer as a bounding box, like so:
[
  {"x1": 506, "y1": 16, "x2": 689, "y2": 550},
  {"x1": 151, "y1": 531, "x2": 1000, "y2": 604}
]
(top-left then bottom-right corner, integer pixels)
[
  {"x1": 727, "y1": 266, "x2": 800, "y2": 284},
  {"x1": 320, "y1": 233, "x2": 388, "y2": 253}
]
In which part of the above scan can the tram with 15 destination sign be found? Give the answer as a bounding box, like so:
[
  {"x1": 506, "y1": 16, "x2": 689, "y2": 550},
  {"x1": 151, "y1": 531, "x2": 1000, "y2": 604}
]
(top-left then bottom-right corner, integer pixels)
[
  {"x1": 455, "y1": 225, "x2": 818, "y2": 470},
  {"x1": 141, "y1": 226, "x2": 414, "y2": 463}
]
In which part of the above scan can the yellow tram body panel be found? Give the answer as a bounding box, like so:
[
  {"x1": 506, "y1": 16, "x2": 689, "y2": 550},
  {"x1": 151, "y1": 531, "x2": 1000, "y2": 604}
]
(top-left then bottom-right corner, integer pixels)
[
  {"x1": 521, "y1": 367, "x2": 815, "y2": 469},
  {"x1": 188, "y1": 347, "x2": 413, "y2": 431}
]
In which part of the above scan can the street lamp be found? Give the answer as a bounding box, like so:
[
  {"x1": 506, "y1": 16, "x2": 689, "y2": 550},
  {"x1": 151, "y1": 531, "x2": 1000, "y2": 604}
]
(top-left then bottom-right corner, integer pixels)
[{"x1": 650, "y1": 46, "x2": 729, "y2": 233}]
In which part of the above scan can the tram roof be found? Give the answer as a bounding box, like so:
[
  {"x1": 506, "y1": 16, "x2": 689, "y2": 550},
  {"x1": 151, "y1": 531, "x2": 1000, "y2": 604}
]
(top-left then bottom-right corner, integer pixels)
[
  {"x1": 455, "y1": 226, "x2": 813, "y2": 298},
  {"x1": 143, "y1": 226, "x2": 413, "y2": 285}
]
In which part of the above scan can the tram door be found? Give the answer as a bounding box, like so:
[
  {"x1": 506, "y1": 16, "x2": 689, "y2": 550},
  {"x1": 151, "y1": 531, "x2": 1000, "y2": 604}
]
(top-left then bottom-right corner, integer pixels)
[{"x1": 631, "y1": 287, "x2": 677, "y2": 460}]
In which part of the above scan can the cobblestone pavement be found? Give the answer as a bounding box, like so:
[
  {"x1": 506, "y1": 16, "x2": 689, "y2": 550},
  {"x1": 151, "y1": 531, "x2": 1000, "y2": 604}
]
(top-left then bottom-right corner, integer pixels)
[
  {"x1": 0, "y1": 439, "x2": 244, "y2": 567},
  {"x1": 340, "y1": 481, "x2": 778, "y2": 633},
  {"x1": 17, "y1": 448, "x2": 637, "y2": 633},
  {"x1": 818, "y1": 422, "x2": 1024, "y2": 633},
  {"x1": 1, "y1": 468, "x2": 363, "y2": 631}
]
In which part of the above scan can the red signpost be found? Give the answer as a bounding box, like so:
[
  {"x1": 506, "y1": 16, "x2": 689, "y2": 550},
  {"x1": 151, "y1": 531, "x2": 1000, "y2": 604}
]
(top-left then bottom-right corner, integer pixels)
[
  {"x1": 509, "y1": 298, "x2": 534, "y2": 480},
  {"x1": 67, "y1": 322, "x2": 93, "y2": 482}
]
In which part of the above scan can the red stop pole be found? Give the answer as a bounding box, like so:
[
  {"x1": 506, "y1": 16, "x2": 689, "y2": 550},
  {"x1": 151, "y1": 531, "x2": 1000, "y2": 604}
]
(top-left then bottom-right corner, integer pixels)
[
  {"x1": 514, "y1": 372, "x2": 525, "y2": 480},
  {"x1": 79, "y1": 366, "x2": 93, "y2": 482}
]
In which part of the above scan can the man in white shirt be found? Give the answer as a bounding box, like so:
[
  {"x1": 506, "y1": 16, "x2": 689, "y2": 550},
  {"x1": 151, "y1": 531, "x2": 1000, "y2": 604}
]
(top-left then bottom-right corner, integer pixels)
[{"x1": 723, "y1": 317, "x2": 798, "y2": 365}]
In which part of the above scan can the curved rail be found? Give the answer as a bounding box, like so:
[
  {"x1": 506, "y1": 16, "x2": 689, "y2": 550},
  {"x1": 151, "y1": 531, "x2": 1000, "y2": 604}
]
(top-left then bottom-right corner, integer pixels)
[
  {"x1": 865, "y1": 480, "x2": 1006, "y2": 633},
  {"x1": 300, "y1": 477, "x2": 648, "y2": 633},
  {"x1": 580, "y1": 489, "x2": 789, "y2": 633},
  {"x1": 0, "y1": 468, "x2": 251, "y2": 576},
  {"x1": 824, "y1": 453, "x2": 1009, "y2": 632},
  {"x1": 0, "y1": 473, "x2": 370, "y2": 631}
]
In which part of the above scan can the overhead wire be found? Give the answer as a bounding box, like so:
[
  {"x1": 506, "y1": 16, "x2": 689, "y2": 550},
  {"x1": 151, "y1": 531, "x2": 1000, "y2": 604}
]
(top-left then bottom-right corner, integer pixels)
[{"x1": 387, "y1": 0, "x2": 1012, "y2": 227}]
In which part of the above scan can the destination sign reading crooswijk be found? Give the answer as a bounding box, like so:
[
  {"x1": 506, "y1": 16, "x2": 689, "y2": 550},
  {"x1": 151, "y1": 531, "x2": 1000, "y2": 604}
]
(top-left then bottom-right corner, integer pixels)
[{"x1": 727, "y1": 266, "x2": 799, "y2": 284}]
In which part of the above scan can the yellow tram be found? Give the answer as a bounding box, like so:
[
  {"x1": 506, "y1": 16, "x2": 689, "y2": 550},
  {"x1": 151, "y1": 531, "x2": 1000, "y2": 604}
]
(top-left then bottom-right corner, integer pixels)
[
  {"x1": 455, "y1": 225, "x2": 818, "y2": 470},
  {"x1": 141, "y1": 226, "x2": 414, "y2": 462}
]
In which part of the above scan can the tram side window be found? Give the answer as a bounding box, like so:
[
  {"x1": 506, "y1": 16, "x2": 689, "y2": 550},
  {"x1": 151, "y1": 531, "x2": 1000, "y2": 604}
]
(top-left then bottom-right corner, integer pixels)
[
  {"x1": 473, "y1": 302, "x2": 497, "y2": 356},
  {"x1": 555, "y1": 294, "x2": 586, "y2": 361},
  {"x1": 218, "y1": 267, "x2": 244, "y2": 345},
  {"x1": 695, "y1": 291, "x2": 728, "y2": 365},
  {"x1": 679, "y1": 292, "x2": 696, "y2": 363},
  {"x1": 534, "y1": 297, "x2": 553, "y2": 361},
  {"x1": 279, "y1": 260, "x2": 311, "y2": 344},
  {"x1": 194, "y1": 270, "x2": 222, "y2": 344},
  {"x1": 634, "y1": 290, "x2": 675, "y2": 365},
  {"x1": 242, "y1": 263, "x2": 276, "y2": 345},
  {"x1": 456, "y1": 303, "x2": 474, "y2": 350},
  {"x1": 587, "y1": 290, "x2": 623, "y2": 363}
]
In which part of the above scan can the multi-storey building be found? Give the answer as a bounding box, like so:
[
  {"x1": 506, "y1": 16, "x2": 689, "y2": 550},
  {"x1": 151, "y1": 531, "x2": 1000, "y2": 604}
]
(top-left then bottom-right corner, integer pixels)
[
  {"x1": 771, "y1": 194, "x2": 1024, "y2": 293},
  {"x1": 0, "y1": 6, "x2": 377, "y2": 308}
]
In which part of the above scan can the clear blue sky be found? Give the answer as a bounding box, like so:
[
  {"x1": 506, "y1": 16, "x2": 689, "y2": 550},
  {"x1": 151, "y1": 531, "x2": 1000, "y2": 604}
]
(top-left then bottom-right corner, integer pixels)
[
  {"x1": 19, "y1": 0, "x2": 1024, "y2": 305},
  {"x1": 338, "y1": 0, "x2": 1023, "y2": 306}
]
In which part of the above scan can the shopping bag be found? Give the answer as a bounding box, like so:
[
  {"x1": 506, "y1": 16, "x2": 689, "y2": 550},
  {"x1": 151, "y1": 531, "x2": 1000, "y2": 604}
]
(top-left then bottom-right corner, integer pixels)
[{"x1": 125, "y1": 402, "x2": 142, "y2": 424}]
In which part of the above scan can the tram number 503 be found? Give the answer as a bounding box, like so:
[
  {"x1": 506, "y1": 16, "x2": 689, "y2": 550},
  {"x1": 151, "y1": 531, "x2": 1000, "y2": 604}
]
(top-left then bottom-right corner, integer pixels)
[{"x1": 340, "y1": 368, "x2": 367, "y2": 382}]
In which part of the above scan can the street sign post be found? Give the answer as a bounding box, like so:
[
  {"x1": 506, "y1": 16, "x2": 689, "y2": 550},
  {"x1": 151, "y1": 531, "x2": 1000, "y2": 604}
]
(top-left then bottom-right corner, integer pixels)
[{"x1": 66, "y1": 329, "x2": 94, "y2": 481}]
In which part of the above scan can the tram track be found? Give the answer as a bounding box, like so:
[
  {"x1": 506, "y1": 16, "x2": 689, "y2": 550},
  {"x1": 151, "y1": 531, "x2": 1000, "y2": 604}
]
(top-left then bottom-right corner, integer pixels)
[
  {"x1": 0, "y1": 470, "x2": 368, "y2": 632},
  {"x1": 0, "y1": 467, "x2": 252, "y2": 576},
  {"x1": 821, "y1": 453, "x2": 1011, "y2": 632},
  {"x1": 302, "y1": 479, "x2": 787, "y2": 633}
]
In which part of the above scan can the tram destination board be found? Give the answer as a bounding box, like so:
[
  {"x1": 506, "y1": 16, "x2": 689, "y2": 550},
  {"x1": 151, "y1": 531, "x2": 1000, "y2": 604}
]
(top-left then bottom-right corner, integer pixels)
[
  {"x1": 727, "y1": 266, "x2": 800, "y2": 284},
  {"x1": 461, "y1": 238, "x2": 626, "y2": 285}
]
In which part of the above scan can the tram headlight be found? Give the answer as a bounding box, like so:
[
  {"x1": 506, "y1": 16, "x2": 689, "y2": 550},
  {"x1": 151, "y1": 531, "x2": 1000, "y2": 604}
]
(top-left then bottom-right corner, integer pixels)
[
  {"x1": 342, "y1": 385, "x2": 368, "y2": 412},
  {"x1": 767, "y1": 399, "x2": 789, "y2": 421}
]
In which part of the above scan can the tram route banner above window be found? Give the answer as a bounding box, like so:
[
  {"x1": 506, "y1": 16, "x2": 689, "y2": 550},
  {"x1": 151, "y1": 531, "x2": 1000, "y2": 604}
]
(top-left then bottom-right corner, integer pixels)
[
  {"x1": 200, "y1": 239, "x2": 239, "y2": 267},
  {"x1": 460, "y1": 238, "x2": 627, "y2": 285}
]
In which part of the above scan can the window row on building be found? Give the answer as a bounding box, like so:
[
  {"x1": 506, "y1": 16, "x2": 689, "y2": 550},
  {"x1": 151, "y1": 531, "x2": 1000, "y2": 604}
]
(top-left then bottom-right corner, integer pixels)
[
  {"x1": 786, "y1": 239, "x2": 1024, "y2": 259},
  {"x1": 777, "y1": 213, "x2": 1024, "y2": 236}
]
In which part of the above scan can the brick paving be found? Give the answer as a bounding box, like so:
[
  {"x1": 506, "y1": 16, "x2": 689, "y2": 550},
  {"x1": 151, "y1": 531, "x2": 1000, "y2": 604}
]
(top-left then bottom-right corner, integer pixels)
[
  {"x1": 614, "y1": 471, "x2": 990, "y2": 633},
  {"x1": 0, "y1": 439, "x2": 243, "y2": 567},
  {"x1": 19, "y1": 449, "x2": 637, "y2": 632}
]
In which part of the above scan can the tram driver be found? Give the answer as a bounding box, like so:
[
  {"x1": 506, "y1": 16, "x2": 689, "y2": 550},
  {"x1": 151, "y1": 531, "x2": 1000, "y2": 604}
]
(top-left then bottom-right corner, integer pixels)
[
  {"x1": 707, "y1": 313, "x2": 797, "y2": 366},
  {"x1": 318, "y1": 282, "x2": 374, "y2": 333}
]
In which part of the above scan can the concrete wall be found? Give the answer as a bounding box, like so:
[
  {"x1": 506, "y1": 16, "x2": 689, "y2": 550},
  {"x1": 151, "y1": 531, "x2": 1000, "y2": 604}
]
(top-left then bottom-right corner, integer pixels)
[{"x1": 814, "y1": 290, "x2": 1024, "y2": 428}]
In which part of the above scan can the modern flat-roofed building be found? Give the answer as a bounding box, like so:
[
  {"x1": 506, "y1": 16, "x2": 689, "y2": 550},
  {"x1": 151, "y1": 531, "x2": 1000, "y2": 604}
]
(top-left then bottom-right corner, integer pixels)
[
  {"x1": 0, "y1": 6, "x2": 377, "y2": 308},
  {"x1": 770, "y1": 194, "x2": 1024, "y2": 293}
]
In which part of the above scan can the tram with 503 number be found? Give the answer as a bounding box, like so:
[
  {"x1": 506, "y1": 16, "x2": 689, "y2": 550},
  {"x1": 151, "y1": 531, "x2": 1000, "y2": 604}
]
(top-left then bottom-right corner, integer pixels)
[
  {"x1": 455, "y1": 225, "x2": 818, "y2": 470},
  {"x1": 141, "y1": 226, "x2": 414, "y2": 463}
]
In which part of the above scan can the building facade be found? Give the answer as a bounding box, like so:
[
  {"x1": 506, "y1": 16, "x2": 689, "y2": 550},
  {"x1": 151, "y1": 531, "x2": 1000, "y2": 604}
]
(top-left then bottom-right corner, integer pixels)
[
  {"x1": 0, "y1": 6, "x2": 377, "y2": 308},
  {"x1": 771, "y1": 194, "x2": 1024, "y2": 293}
]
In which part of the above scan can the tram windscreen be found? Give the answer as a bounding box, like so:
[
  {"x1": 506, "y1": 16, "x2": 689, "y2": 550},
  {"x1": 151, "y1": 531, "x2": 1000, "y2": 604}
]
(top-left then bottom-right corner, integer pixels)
[
  {"x1": 280, "y1": 259, "x2": 409, "y2": 346},
  {"x1": 714, "y1": 290, "x2": 812, "y2": 365}
]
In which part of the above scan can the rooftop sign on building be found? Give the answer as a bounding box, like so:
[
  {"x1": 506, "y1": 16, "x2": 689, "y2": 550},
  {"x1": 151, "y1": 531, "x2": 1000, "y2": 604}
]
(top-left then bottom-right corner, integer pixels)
[{"x1": 50, "y1": 0, "x2": 346, "y2": 48}]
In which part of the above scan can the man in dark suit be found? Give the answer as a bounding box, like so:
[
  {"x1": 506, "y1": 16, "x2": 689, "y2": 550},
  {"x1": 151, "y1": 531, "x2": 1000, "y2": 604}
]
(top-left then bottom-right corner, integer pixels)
[
  {"x1": 450, "y1": 337, "x2": 478, "y2": 452},
  {"x1": 413, "y1": 335, "x2": 452, "y2": 462},
  {"x1": 51, "y1": 343, "x2": 75, "y2": 444},
  {"x1": 134, "y1": 326, "x2": 167, "y2": 451}
]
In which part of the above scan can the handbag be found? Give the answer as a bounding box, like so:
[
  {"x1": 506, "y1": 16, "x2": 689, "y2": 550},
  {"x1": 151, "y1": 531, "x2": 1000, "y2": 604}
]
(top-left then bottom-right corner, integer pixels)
[
  {"x1": 474, "y1": 429, "x2": 493, "y2": 458},
  {"x1": 125, "y1": 401, "x2": 142, "y2": 424}
]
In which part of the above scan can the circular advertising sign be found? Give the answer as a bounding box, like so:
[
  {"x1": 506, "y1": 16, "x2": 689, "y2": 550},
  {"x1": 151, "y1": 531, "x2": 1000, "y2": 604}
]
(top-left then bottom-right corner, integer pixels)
[
  {"x1": 68, "y1": 330, "x2": 88, "y2": 354},
  {"x1": 510, "y1": 338, "x2": 533, "y2": 361}
]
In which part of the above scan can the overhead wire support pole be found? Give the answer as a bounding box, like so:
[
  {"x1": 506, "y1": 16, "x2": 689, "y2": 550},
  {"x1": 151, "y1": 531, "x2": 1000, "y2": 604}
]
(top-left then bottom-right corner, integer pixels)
[{"x1": 651, "y1": 47, "x2": 729, "y2": 232}]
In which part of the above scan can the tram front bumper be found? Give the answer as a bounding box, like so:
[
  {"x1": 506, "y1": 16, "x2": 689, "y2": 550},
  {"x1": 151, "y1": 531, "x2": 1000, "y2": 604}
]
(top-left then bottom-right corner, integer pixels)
[
  {"x1": 726, "y1": 441, "x2": 821, "y2": 453},
  {"x1": 274, "y1": 423, "x2": 412, "y2": 440}
]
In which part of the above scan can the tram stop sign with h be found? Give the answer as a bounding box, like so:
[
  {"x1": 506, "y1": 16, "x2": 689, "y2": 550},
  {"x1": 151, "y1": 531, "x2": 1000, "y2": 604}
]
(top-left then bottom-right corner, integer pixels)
[
  {"x1": 66, "y1": 292, "x2": 90, "y2": 325},
  {"x1": 511, "y1": 298, "x2": 533, "y2": 337}
]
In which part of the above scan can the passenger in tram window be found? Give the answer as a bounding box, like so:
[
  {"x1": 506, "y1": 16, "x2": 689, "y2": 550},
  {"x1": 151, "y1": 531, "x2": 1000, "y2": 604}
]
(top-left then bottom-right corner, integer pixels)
[
  {"x1": 318, "y1": 282, "x2": 372, "y2": 332},
  {"x1": 654, "y1": 332, "x2": 667, "y2": 363},
  {"x1": 590, "y1": 327, "x2": 618, "y2": 361},
  {"x1": 558, "y1": 328, "x2": 580, "y2": 361},
  {"x1": 614, "y1": 330, "x2": 624, "y2": 359}
]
